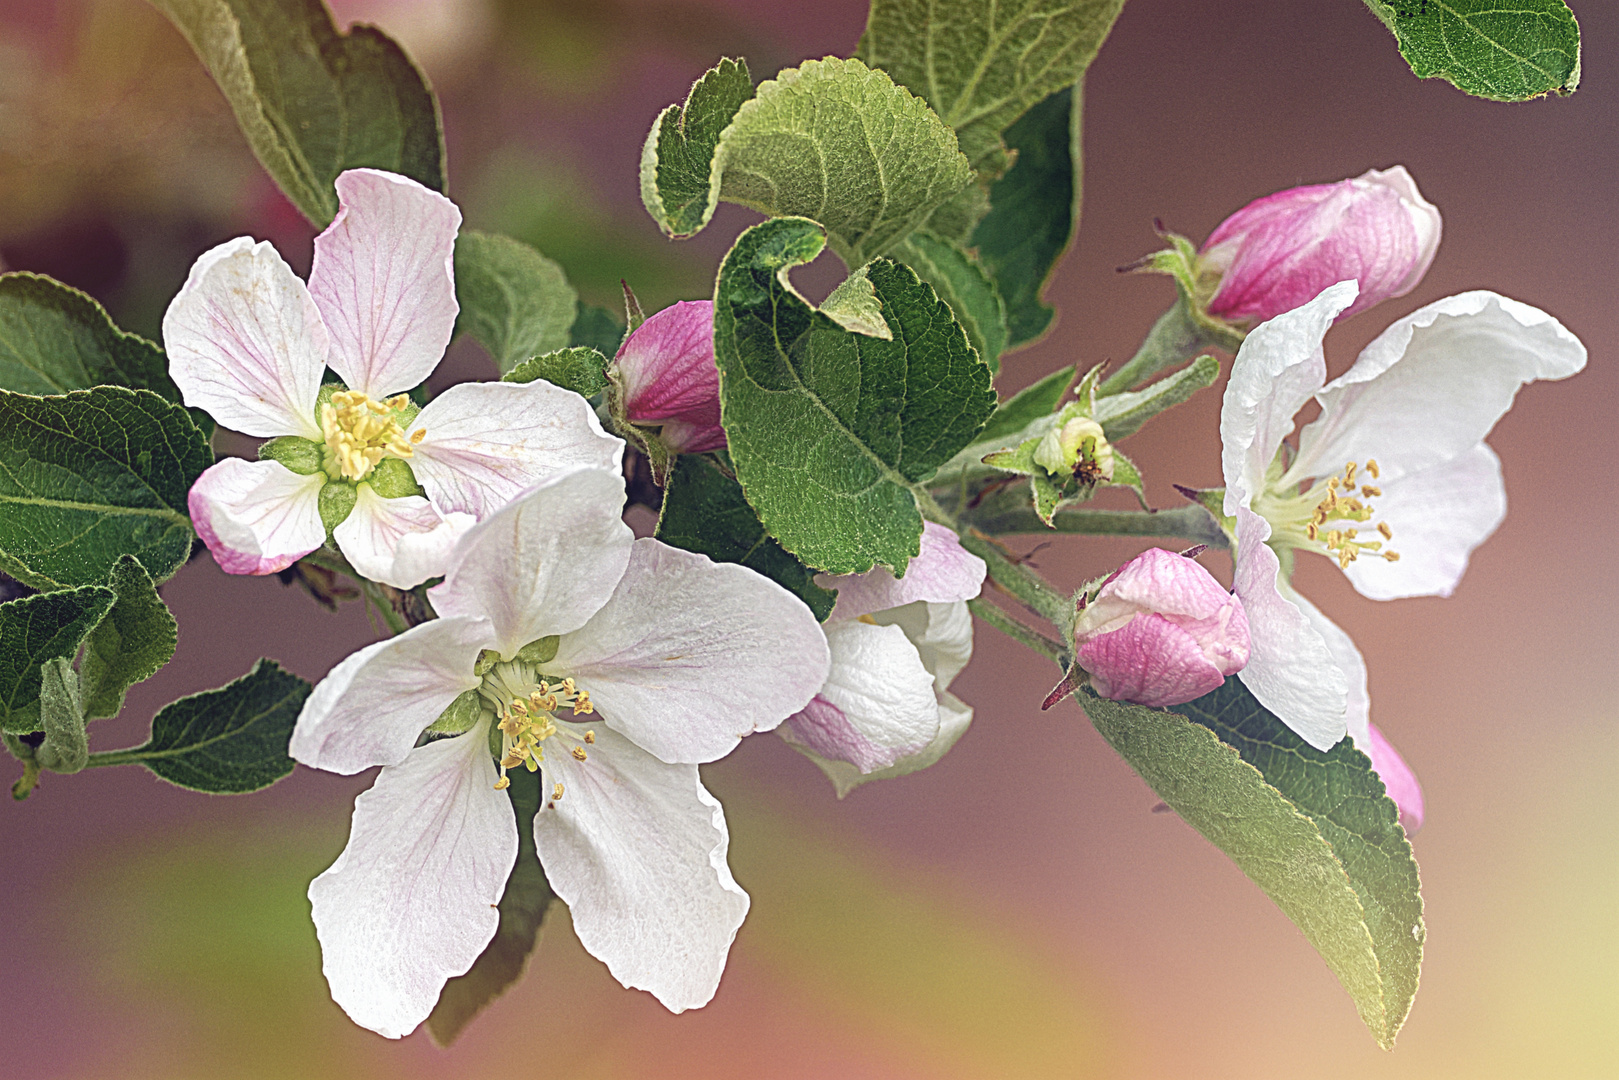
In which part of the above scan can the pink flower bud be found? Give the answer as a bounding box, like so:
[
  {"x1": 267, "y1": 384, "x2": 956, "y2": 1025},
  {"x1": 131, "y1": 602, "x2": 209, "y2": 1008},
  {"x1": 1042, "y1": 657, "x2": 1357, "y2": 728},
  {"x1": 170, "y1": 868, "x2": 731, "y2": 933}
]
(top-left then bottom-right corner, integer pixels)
[
  {"x1": 615, "y1": 300, "x2": 725, "y2": 453},
  {"x1": 1201, "y1": 166, "x2": 1441, "y2": 324},
  {"x1": 1363, "y1": 723, "x2": 1425, "y2": 833},
  {"x1": 1073, "y1": 548, "x2": 1250, "y2": 708}
]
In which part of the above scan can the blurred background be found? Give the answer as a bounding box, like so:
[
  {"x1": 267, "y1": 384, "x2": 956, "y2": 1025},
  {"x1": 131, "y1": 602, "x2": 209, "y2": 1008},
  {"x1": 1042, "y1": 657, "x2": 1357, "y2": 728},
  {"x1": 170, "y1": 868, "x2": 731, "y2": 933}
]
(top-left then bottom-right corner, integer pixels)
[{"x1": 1, "y1": 0, "x2": 1615, "y2": 1077}]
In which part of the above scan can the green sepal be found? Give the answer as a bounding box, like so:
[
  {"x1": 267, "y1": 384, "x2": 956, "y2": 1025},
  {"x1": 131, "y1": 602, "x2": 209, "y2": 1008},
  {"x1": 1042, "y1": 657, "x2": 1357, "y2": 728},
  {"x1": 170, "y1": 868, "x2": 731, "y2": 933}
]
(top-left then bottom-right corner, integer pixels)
[
  {"x1": 474, "y1": 649, "x2": 500, "y2": 677},
  {"x1": 1176, "y1": 485, "x2": 1236, "y2": 547},
  {"x1": 32, "y1": 657, "x2": 87, "y2": 775},
  {"x1": 80, "y1": 556, "x2": 179, "y2": 721},
  {"x1": 454, "y1": 231, "x2": 578, "y2": 376},
  {"x1": 504, "y1": 347, "x2": 611, "y2": 400},
  {"x1": 367, "y1": 458, "x2": 425, "y2": 500},
  {"x1": 259, "y1": 435, "x2": 324, "y2": 475},
  {"x1": 0, "y1": 585, "x2": 117, "y2": 733},
  {"x1": 1364, "y1": 0, "x2": 1579, "y2": 101},
  {"x1": 515, "y1": 636, "x2": 560, "y2": 665},
  {"x1": 1126, "y1": 233, "x2": 1246, "y2": 349},
  {"x1": 427, "y1": 765, "x2": 556, "y2": 1045},
  {"x1": 318, "y1": 481, "x2": 356, "y2": 536},
  {"x1": 425, "y1": 689, "x2": 485, "y2": 736}
]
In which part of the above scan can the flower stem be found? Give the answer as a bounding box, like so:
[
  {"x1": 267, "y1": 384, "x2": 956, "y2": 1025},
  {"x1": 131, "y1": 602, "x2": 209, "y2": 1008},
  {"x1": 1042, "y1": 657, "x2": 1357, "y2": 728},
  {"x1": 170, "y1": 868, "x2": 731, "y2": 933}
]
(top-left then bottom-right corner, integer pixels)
[
  {"x1": 361, "y1": 579, "x2": 410, "y2": 636},
  {"x1": 966, "y1": 503, "x2": 1229, "y2": 549},
  {"x1": 1098, "y1": 298, "x2": 1218, "y2": 395},
  {"x1": 957, "y1": 530, "x2": 1074, "y2": 629},
  {"x1": 968, "y1": 598, "x2": 1068, "y2": 665}
]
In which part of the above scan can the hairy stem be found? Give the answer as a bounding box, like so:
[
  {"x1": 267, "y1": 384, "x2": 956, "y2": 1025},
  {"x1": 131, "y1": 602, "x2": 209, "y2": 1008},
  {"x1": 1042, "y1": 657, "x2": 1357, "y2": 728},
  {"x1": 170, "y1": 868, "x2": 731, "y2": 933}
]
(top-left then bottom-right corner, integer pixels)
[
  {"x1": 967, "y1": 503, "x2": 1228, "y2": 549},
  {"x1": 1099, "y1": 298, "x2": 1206, "y2": 395},
  {"x1": 968, "y1": 598, "x2": 1068, "y2": 665},
  {"x1": 958, "y1": 530, "x2": 1073, "y2": 629}
]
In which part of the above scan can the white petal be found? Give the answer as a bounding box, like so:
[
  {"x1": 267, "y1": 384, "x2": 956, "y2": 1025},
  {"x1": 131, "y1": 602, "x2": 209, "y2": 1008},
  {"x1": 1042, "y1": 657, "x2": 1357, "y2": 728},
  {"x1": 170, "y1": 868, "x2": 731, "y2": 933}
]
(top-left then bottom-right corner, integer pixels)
[
  {"x1": 428, "y1": 468, "x2": 634, "y2": 658},
  {"x1": 333, "y1": 485, "x2": 472, "y2": 588},
  {"x1": 188, "y1": 458, "x2": 327, "y2": 576},
  {"x1": 785, "y1": 620, "x2": 939, "y2": 772},
  {"x1": 1220, "y1": 281, "x2": 1357, "y2": 513},
  {"x1": 1283, "y1": 585, "x2": 1370, "y2": 748},
  {"x1": 1293, "y1": 290, "x2": 1586, "y2": 484},
  {"x1": 1232, "y1": 508, "x2": 1347, "y2": 750},
  {"x1": 819, "y1": 522, "x2": 986, "y2": 620},
  {"x1": 309, "y1": 726, "x2": 516, "y2": 1039},
  {"x1": 290, "y1": 616, "x2": 492, "y2": 774},
  {"x1": 534, "y1": 725, "x2": 748, "y2": 1012},
  {"x1": 549, "y1": 539, "x2": 830, "y2": 764},
  {"x1": 408, "y1": 380, "x2": 625, "y2": 519},
  {"x1": 1339, "y1": 443, "x2": 1505, "y2": 601},
  {"x1": 308, "y1": 169, "x2": 462, "y2": 398},
  {"x1": 869, "y1": 599, "x2": 974, "y2": 689},
  {"x1": 163, "y1": 236, "x2": 326, "y2": 439},
  {"x1": 793, "y1": 690, "x2": 974, "y2": 799}
]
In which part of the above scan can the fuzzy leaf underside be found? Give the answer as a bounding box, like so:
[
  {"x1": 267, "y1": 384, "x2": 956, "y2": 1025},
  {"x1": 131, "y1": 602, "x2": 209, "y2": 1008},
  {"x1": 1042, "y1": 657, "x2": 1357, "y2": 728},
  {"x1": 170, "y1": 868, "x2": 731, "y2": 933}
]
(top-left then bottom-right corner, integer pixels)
[
  {"x1": 454, "y1": 231, "x2": 578, "y2": 375},
  {"x1": 1365, "y1": 0, "x2": 1579, "y2": 101}
]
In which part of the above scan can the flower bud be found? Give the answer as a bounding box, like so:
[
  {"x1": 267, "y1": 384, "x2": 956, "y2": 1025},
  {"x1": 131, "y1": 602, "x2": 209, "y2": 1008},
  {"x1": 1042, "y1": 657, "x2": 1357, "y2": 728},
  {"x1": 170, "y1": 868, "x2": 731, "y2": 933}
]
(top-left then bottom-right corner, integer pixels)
[
  {"x1": 1073, "y1": 548, "x2": 1249, "y2": 708},
  {"x1": 1363, "y1": 723, "x2": 1424, "y2": 833},
  {"x1": 1200, "y1": 165, "x2": 1441, "y2": 325},
  {"x1": 614, "y1": 300, "x2": 725, "y2": 453},
  {"x1": 1033, "y1": 415, "x2": 1113, "y2": 484}
]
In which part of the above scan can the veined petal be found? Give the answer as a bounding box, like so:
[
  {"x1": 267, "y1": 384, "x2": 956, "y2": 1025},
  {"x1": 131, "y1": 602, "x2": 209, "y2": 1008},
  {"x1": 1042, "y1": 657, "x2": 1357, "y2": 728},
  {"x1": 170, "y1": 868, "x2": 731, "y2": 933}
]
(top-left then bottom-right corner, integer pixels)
[
  {"x1": 793, "y1": 690, "x2": 974, "y2": 799},
  {"x1": 163, "y1": 236, "x2": 326, "y2": 439},
  {"x1": 548, "y1": 539, "x2": 830, "y2": 764},
  {"x1": 534, "y1": 725, "x2": 748, "y2": 1013},
  {"x1": 1220, "y1": 281, "x2": 1357, "y2": 514},
  {"x1": 334, "y1": 485, "x2": 473, "y2": 589},
  {"x1": 188, "y1": 458, "x2": 326, "y2": 576},
  {"x1": 309, "y1": 725, "x2": 516, "y2": 1039},
  {"x1": 308, "y1": 169, "x2": 462, "y2": 398},
  {"x1": 785, "y1": 620, "x2": 939, "y2": 772},
  {"x1": 869, "y1": 599, "x2": 974, "y2": 689},
  {"x1": 1232, "y1": 508, "x2": 1347, "y2": 750},
  {"x1": 1078, "y1": 613, "x2": 1232, "y2": 708},
  {"x1": 1293, "y1": 290, "x2": 1586, "y2": 485},
  {"x1": 408, "y1": 380, "x2": 625, "y2": 519},
  {"x1": 1340, "y1": 443, "x2": 1505, "y2": 601},
  {"x1": 290, "y1": 616, "x2": 492, "y2": 774},
  {"x1": 820, "y1": 522, "x2": 986, "y2": 621},
  {"x1": 429, "y1": 468, "x2": 634, "y2": 658},
  {"x1": 1283, "y1": 583, "x2": 1370, "y2": 748}
]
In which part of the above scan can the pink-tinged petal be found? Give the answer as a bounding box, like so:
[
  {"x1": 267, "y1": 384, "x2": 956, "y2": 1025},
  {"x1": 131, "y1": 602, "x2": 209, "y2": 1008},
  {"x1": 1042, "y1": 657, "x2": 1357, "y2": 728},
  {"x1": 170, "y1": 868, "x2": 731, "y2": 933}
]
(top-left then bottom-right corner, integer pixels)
[
  {"x1": 820, "y1": 522, "x2": 987, "y2": 621},
  {"x1": 784, "y1": 619, "x2": 938, "y2": 772},
  {"x1": 1204, "y1": 166, "x2": 1440, "y2": 324},
  {"x1": 1282, "y1": 584, "x2": 1370, "y2": 748},
  {"x1": 163, "y1": 237, "x2": 327, "y2": 439},
  {"x1": 429, "y1": 468, "x2": 634, "y2": 658},
  {"x1": 1078, "y1": 613, "x2": 1229, "y2": 707},
  {"x1": 654, "y1": 416, "x2": 728, "y2": 455},
  {"x1": 408, "y1": 380, "x2": 625, "y2": 519},
  {"x1": 1364, "y1": 723, "x2": 1425, "y2": 832},
  {"x1": 333, "y1": 485, "x2": 471, "y2": 589},
  {"x1": 188, "y1": 458, "x2": 326, "y2": 576},
  {"x1": 615, "y1": 300, "x2": 725, "y2": 453},
  {"x1": 534, "y1": 725, "x2": 748, "y2": 1013},
  {"x1": 308, "y1": 169, "x2": 461, "y2": 398},
  {"x1": 548, "y1": 538, "x2": 830, "y2": 764},
  {"x1": 870, "y1": 599, "x2": 974, "y2": 689},
  {"x1": 1232, "y1": 508, "x2": 1347, "y2": 750},
  {"x1": 290, "y1": 616, "x2": 492, "y2": 774},
  {"x1": 1220, "y1": 281, "x2": 1356, "y2": 514},
  {"x1": 1339, "y1": 444, "x2": 1505, "y2": 602},
  {"x1": 1291, "y1": 291, "x2": 1586, "y2": 486},
  {"x1": 309, "y1": 726, "x2": 516, "y2": 1039},
  {"x1": 791, "y1": 689, "x2": 974, "y2": 799}
]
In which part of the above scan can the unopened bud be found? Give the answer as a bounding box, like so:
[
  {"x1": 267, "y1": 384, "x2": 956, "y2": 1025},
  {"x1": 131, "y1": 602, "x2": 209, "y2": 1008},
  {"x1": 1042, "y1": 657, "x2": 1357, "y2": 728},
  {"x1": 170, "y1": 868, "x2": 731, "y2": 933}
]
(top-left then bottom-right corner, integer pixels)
[{"x1": 615, "y1": 300, "x2": 726, "y2": 454}]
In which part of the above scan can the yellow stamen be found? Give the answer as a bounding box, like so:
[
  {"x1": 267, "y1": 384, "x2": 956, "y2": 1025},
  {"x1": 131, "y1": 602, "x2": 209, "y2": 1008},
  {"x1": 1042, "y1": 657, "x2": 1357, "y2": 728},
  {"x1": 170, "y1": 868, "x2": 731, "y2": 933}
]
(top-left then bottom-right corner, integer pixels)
[
  {"x1": 1366, "y1": 459, "x2": 1381, "y2": 479},
  {"x1": 552, "y1": 783, "x2": 565, "y2": 802},
  {"x1": 319, "y1": 390, "x2": 419, "y2": 481},
  {"x1": 1377, "y1": 522, "x2": 1393, "y2": 540},
  {"x1": 583, "y1": 731, "x2": 596, "y2": 744},
  {"x1": 493, "y1": 776, "x2": 511, "y2": 791},
  {"x1": 1361, "y1": 485, "x2": 1382, "y2": 498},
  {"x1": 571, "y1": 746, "x2": 588, "y2": 762}
]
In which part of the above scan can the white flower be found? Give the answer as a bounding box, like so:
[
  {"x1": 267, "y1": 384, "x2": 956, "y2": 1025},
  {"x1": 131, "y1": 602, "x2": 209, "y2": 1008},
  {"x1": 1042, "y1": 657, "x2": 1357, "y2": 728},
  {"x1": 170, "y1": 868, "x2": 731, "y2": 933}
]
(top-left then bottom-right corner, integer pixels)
[
  {"x1": 287, "y1": 467, "x2": 831, "y2": 1038},
  {"x1": 780, "y1": 522, "x2": 986, "y2": 796},
  {"x1": 165, "y1": 168, "x2": 621, "y2": 588},
  {"x1": 1222, "y1": 280, "x2": 1585, "y2": 748}
]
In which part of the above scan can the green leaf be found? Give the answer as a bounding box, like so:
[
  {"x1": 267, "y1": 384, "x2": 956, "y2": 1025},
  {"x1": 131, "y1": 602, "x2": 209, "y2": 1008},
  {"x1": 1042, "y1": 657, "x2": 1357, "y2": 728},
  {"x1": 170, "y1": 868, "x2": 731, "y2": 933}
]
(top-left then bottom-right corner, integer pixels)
[
  {"x1": 972, "y1": 86, "x2": 1081, "y2": 347},
  {"x1": 1364, "y1": 0, "x2": 1580, "y2": 101},
  {"x1": 33, "y1": 657, "x2": 87, "y2": 774},
  {"x1": 639, "y1": 57, "x2": 755, "y2": 239},
  {"x1": 1177, "y1": 679, "x2": 1424, "y2": 1048},
  {"x1": 889, "y1": 231, "x2": 1008, "y2": 372},
  {"x1": 568, "y1": 304, "x2": 625, "y2": 356},
  {"x1": 714, "y1": 217, "x2": 996, "y2": 575},
  {"x1": 0, "y1": 274, "x2": 178, "y2": 399},
  {"x1": 453, "y1": 231, "x2": 578, "y2": 376},
  {"x1": 856, "y1": 0, "x2": 1124, "y2": 167},
  {"x1": 97, "y1": 659, "x2": 310, "y2": 793},
  {"x1": 1080, "y1": 691, "x2": 1394, "y2": 1047},
  {"x1": 427, "y1": 766, "x2": 555, "y2": 1045},
  {"x1": 152, "y1": 0, "x2": 445, "y2": 227},
  {"x1": 1093, "y1": 354, "x2": 1219, "y2": 442},
  {"x1": 0, "y1": 585, "x2": 115, "y2": 733},
  {"x1": 649, "y1": 57, "x2": 972, "y2": 268},
  {"x1": 79, "y1": 556, "x2": 179, "y2": 722},
  {"x1": 977, "y1": 365, "x2": 1074, "y2": 445},
  {"x1": 0, "y1": 387, "x2": 212, "y2": 590},
  {"x1": 656, "y1": 455, "x2": 838, "y2": 621},
  {"x1": 502, "y1": 347, "x2": 610, "y2": 400}
]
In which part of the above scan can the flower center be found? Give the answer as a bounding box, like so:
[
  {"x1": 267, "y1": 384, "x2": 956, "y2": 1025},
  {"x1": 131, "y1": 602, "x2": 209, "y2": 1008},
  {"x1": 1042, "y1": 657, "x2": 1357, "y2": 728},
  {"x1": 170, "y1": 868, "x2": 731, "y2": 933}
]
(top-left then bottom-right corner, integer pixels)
[
  {"x1": 320, "y1": 391, "x2": 425, "y2": 482},
  {"x1": 1255, "y1": 457, "x2": 1401, "y2": 569},
  {"x1": 476, "y1": 660, "x2": 595, "y2": 802}
]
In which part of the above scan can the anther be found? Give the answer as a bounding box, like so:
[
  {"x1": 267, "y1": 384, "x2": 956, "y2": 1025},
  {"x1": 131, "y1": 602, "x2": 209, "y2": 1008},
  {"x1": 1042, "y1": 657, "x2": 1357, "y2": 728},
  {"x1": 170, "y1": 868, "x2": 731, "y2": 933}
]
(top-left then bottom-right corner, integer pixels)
[
  {"x1": 411, "y1": 428, "x2": 426, "y2": 444},
  {"x1": 1366, "y1": 459, "x2": 1381, "y2": 479},
  {"x1": 571, "y1": 746, "x2": 588, "y2": 762},
  {"x1": 552, "y1": 783, "x2": 565, "y2": 801},
  {"x1": 1345, "y1": 462, "x2": 1358, "y2": 484},
  {"x1": 583, "y1": 731, "x2": 596, "y2": 744},
  {"x1": 1361, "y1": 485, "x2": 1381, "y2": 498},
  {"x1": 1377, "y1": 522, "x2": 1393, "y2": 540},
  {"x1": 493, "y1": 775, "x2": 511, "y2": 791},
  {"x1": 1383, "y1": 551, "x2": 1401, "y2": 562}
]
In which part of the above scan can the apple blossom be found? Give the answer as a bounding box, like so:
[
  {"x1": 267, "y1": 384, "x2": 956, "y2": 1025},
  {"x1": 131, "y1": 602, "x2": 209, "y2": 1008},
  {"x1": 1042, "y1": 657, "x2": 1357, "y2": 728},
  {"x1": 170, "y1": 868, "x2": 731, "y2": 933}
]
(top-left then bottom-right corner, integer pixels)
[
  {"x1": 166, "y1": 168, "x2": 622, "y2": 588},
  {"x1": 1071, "y1": 547, "x2": 1250, "y2": 708},
  {"x1": 1221, "y1": 279, "x2": 1585, "y2": 750},
  {"x1": 288, "y1": 467, "x2": 830, "y2": 1038},
  {"x1": 613, "y1": 299, "x2": 725, "y2": 454},
  {"x1": 1365, "y1": 723, "x2": 1424, "y2": 832},
  {"x1": 779, "y1": 522, "x2": 986, "y2": 796},
  {"x1": 1201, "y1": 166, "x2": 1441, "y2": 325}
]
